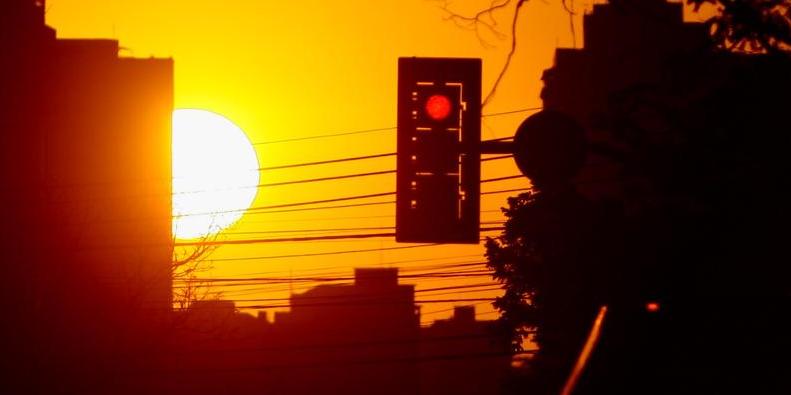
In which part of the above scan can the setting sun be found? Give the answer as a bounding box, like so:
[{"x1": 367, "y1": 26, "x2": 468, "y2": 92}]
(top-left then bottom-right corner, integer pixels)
[{"x1": 172, "y1": 109, "x2": 259, "y2": 239}]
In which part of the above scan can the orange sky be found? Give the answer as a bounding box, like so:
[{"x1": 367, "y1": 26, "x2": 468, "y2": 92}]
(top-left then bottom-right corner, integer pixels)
[{"x1": 45, "y1": 0, "x2": 710, "y2": 324}]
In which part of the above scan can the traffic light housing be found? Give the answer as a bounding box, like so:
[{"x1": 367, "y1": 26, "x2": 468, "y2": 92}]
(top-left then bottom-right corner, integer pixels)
[{"x1": 396, "y1": 57, "x2": 481, "y2": 243}]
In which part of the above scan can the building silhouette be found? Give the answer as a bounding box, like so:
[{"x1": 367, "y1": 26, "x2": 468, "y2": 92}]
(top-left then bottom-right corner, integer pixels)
[
  {"x1": 531, "y1": 1, "x2": 791, "y2": 393},
  {"x1": 419, "y1": 306, "x2": 512, "y2": 395},
  {"x1": 541, "y1": 0, "x2": 711, "y2": 201},
  {"x1": 165, "y1": 268, "x2": 513, "y2": 395},
  {"x1": 1, "y1": 1, "x2": 173, "y2": 393},
  {"x1": 272, "y1": 268, "x2": 421, "y2": 395}
]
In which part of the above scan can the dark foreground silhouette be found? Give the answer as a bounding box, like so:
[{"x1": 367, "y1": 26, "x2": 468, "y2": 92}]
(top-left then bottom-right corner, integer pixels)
[
  {"x1": 3, "y1": 0, "x2": 790, "y2": 394},
  {"x1": 488, "y1": 1, "x2": 791, "y2": 394}
]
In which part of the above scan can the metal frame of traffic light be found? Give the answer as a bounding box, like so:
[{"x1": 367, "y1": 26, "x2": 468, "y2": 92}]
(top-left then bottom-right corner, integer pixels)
[
  {"x1": 396, "y1": 57, "x2": 481, "y2": 244},
  {"x1": 396, "y1": 58, "x2": 591, "y2": 245}
]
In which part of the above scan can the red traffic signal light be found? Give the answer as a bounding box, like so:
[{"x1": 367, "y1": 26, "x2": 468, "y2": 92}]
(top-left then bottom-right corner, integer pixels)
[
  {"x1": 425, "y1": 94, "x2": 453, "y2": 121},
  {"x1": 646, "y1": 302, "x2": 661, "y2": 313}
]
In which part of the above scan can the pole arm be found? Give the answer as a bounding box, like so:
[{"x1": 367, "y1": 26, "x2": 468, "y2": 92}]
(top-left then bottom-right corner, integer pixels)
[{"x1": 479, "y1": 140, "x2": 514, "y2": 154}]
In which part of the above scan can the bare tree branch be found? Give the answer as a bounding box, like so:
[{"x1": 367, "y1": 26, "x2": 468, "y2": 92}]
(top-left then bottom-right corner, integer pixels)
[
  {"x1": 171, "y1": 219, "x2": 222, "y2": 309},
  {"x1": 483, "y1": 0, "x2": 527, "y2": 108},
  {"x1": 438, "y1": 0, "x2": 528, "y2": 108},
  {"x1": 439, "y1": 0, "x2": 513, "y2": 48},
  {"x1": 562, "y1": 0, "x2": 578, "y2": 48}
]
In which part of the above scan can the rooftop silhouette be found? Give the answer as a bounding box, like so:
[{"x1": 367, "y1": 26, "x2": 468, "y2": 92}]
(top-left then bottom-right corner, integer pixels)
[{"x1": 166, "y1": 268, "x2": 512, "y2": 395}]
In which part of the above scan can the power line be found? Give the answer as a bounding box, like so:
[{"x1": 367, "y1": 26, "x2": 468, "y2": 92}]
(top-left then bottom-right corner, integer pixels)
[
  {"x1": 176, "y1": 154, "x2": 517, "y2": 196},
  {"x1": 255, "y1": 170, "x2": 394, "y2": 188},
  {"x1": 204, "y1": 243, "x2": 441, "y2": 262},
  {"x1": 238, "y1": 187, "x2": 529, "y2": 217},
  {"x1": 176, "y1": 227, "x2": 503, "y2": 247},
  {"x1": 191, "y1": 233, "x2": 509, "y2": 262},
  {"x1": 177, "y1": 175, "x2": 525, "y2": 218},
  {"x1": 232, "y1": 298, "x2": 496, "y2": 310},
  {"x1": 43, "y1": 150, "x2": 507, "y2": 195},
  {"x1": 41, "y1": 106, "x2": 531, "y2": 193},
  {"x1": 483, "y1": 107, "x2": 542, "y2": 118},
  {"x1": 177, "y1": 233, "x2": 395, "y2": 247},
  {"x1": 222, "y1": 222, "x2": 503, "y2": 236},
  {"x1": 222, "y1": 226, "x2": 396, "y2": 235},
  {"x1": 482, "y1": 154, "x2": 513, "y2": 162},
  {"x1": 257, "y1": 152, "x2": 510, "y2": 174},
  {"x1": 242, "y1": 200, "x2": 394, "y2": 216},
  {"x1": 480, "y1": 175, "x2": 523, "y2": 184},
  {"x1": 178, "y1": 192, "x2": 395, "y2": 218},
  {"x1": 249, "y1": 169, "x2": 522, "y2": 191},
  {"x1": 177, "y1": 271, "x2": 493, "y2": 286},
  {"x1": 210, "y1": 265, "x2": 497, "y2": 295},
  {"x1": 243, "y1": 209, "x2": 503, "y2": 224},
  {"x1": 214, "y1": 276, "x2": 497, "y2": 298},
  {"x1": 191, "y1": 277, "x2": 498, "y2": 298},
  {"x1": 481, "y1": 187, "x2": 530, "y2": 196},
  {"x1": 205, "y1": 229, "x2": 501, "y2": 247},
  {"x1": 250, "y1": 107, "x2": 541, "y2": 146},
  {"x1": 211, "y1": 255, "x2": 489, "y2": 281},
  {"x1": 259, "y1": 152, "x2": 395, "y2": 171},
  {"x1": 215, "y1": 282, "x2": 502, "y2": 301},
  {"x1": 177, "y1": 276, "x2": 493, "y2": 290},
  {"x1": 179, "y1": 260, "x2": 499, "y2": 298},
  {"x1": 253, "y1": 126, "x2": 397, "y2": 146},
  {"x1": 178, "y1": 267, "x2": 493, "y2": 288},
  {"x1": 255, "y1": 151, "x2": 510, "y2": 175},
  {"x1": 42, "y1": 153, "x2": 509, "y2": 204},
  {"x1": 176, "y1": 275, "x2": 494, "y2": 294},
  {"x1": 222, "y1": 283, "x2": 500, "y2": 303}
]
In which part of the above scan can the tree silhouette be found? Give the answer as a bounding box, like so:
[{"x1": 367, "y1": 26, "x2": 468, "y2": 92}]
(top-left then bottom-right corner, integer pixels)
[
  {"x1": 688, "y1": 0, "x2": 791, "y2": 53},
  {"x1": 490, "y1": 60, "x2": 791, "y2": 395},
  {"x1": 486, "y1": 188, "x2": 627, "y2": 393},
  {"x1": 171, "y1": 222, "x2": 221, "y2": 309},
  {"x1": 479, "y1": 1, "x2": 791, "y2": 392}
]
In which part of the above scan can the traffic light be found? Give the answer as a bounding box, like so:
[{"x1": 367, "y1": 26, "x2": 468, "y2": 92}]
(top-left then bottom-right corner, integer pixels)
[{"x1": 396, "y1": 57, "x2": 481, "y2": 243}]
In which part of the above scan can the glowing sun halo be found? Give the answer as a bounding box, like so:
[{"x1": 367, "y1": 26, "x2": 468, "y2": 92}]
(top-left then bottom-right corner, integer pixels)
[{"x1": 172, "y1": 109, "x2": 260, "y2": 239}]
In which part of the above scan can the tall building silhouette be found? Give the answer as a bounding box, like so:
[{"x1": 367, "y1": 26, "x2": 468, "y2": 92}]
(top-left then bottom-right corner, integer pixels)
[
  {"x1": 541, "y1": 0, "x2": 710, "y2": 201},
  {"x1": 533, "y1": 1, "x2": 791, "y2": 393},
  {"x1": 0, "y1": 1, "x2": 173, "y2": 393}
]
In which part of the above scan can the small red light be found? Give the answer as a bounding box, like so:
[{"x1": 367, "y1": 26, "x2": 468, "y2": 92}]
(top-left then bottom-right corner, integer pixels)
[
  {"x1": 646, "y1": 302, "x2": 660, "y2": 313},
  {"x1": 425, "y1": 94, "x2": 453, "y2": 121}
]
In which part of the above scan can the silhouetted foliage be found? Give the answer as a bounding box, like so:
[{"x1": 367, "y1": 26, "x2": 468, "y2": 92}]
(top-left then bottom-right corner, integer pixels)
[
  {"x1": 486, "y1": 189, "x2": 627, "y2": 393},
  {"x1": 689, "y1": 0, "x2": 791, "y2": 53}
]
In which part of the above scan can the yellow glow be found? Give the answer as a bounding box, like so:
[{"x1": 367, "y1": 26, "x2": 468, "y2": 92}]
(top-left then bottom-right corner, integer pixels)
[
  {"x1": 172, "y1": 109, "x2": 259, "y2": 239},
  {"x1": 47, "y1": 0, "x2": 587, "y2": 323}
]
